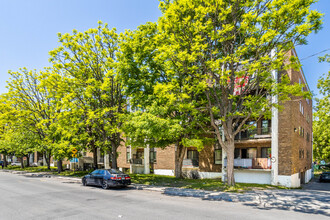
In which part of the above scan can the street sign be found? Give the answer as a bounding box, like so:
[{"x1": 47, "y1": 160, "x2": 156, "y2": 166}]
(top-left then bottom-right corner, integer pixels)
[
  {"x1": 72, "y1": 153, "x2": 77, "y2": 158},
  {"x1": 70, "y1": 158, "x2": 78, "y2": 163},
  {"x1": 72, "y1": 148, "x2": 78, "y2": 154}
]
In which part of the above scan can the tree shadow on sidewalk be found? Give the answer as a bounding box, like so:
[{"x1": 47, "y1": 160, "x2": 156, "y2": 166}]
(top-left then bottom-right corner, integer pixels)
[
  {"x1": 163, "y1": 187, "x2": 330, "y2": 217},
  {"x1": 243, "y1": 190, "x2": 330, "y2": 217}
]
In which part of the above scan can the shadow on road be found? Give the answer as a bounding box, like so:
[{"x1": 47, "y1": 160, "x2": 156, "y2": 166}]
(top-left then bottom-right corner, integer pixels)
[{"x1": 163, "y1": 180, "x2": 330, "y2": 218}]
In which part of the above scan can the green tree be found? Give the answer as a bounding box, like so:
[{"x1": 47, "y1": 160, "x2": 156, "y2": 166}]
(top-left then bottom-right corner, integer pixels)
[
  {"x1": 152, "y1": 0, "x2": 321, "y2": 185},
  {"x1": 6, "y1": 68, "x2": 62, "y2": 170},
  {"x1": 313, "y1": 55, "x2": 330, "y2": 162},
  {"x1": 0, "y1": 94, "x2": 40, "y2": 168},
  {"x1": 119, "y1": 22, "x2": 210, "y2": 178},
  {"x1": 49, "y1": 22, "x2": 125, "y2": 169}
]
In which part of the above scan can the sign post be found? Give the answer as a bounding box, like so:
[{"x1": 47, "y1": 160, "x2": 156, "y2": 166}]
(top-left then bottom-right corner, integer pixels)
[{"x1": 71, "y1": 148, "x2": 78, "y2": 173}]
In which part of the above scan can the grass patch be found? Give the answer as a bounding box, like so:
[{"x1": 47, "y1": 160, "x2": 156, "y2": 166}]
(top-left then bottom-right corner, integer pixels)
[
  {"x1": 3, "y1": 165, "x2": 88, "y2": 177},
  {"x1": 129, "y1": 174, "x2": 289, "y2": 192},
  {"x1": 4, "y1": 165, "x2": 57, "y2": 172},
  {"x1": 54, "y1": 170, "x2": 89, "y2": 178}
]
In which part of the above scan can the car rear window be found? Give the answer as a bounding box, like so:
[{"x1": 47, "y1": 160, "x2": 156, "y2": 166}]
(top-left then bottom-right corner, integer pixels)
[{"x1": 107, "y1": 169, "x2": 124, "y2": 174}]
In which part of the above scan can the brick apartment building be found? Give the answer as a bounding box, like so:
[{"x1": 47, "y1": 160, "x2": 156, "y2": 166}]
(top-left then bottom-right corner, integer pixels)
[
  {"x1": 0, "y1": 49, "x2": 312, "y2": 188},
  {"x1": 115, "y1": 49, "x2": 313, "y2": 188}
]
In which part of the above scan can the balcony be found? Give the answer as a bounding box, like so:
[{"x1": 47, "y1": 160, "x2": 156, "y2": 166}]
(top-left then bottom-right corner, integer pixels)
[
  {"x1": 224, "y1": 158, "x2": 271, "y2": 169},
  {"x1": 129, "y1": 158, "x2": 143, "y2": 165},
  {"x1": 235, "y1": 127, "x2": 271, "y2": 140}
]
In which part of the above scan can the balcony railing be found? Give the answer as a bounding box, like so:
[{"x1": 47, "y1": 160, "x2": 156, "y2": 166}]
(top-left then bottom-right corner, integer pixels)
[
  {"x1": 224, "y1": 158, "x2": 271, "y2": 169},
  {"x1": 183, "y1": 159, "x2": 199, "y2": 167},
  {"x1": 235, "y1": 127, "x2": 271, "y2": 140},
  {"x1": 129, "y1": 158, "x2": 143, "y2": 165}
]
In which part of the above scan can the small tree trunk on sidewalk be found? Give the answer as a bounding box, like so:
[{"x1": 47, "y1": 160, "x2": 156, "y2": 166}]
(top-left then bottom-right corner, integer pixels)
[
  {"x1": 20, "y1": 156, "x2": 24, "y2": 169},
  {"x1": 57, "y1": 160, "x2": 63, "y2": 173},
  {"x1": 111, "y1": 141, "x2": 117, "y2": 169},
  {"x1": 174, "y1": 142, "x2": 185, "y2": 178},
  {"x1": 92, "y1": 144, "x2": 98, "y2": 170},
  {"x1": 26, "y1": 154, "x2": 30, "y2": 167},
  {"x1": 226, "y1": 140, "x2": 235, "y2": 186},
  {"x1": 4, "y1": 154, "x2": 7, "y2": 167},
  {"x1": 44, "y1": 152, "x2": 51, "y2": 170}
]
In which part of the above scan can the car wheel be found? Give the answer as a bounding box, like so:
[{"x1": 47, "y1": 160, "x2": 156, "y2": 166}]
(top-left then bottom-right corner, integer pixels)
[
  {"x1": 102, "y1": 180, "x2": 108, "y2": 189},
  {"x1": 82, "y1": 178, "x2": 87, "y2": 186}
]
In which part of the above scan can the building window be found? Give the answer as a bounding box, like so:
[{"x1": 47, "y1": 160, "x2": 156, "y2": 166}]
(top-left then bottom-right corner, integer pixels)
[
  {"x1": 299, "y1": 127, "x2": 304, "y2": 137},
  {"x1": 214, "y1": 142, "x2": 222, "y2": 165},
  {"x1": 136, "y1": 149, "x2": 144, "y2": 159},
  {"x1": 261, "y1": 120, "x2": 270, "y2": 134},
  {"x1": 126, "y1": 147, "x2": 130, "y2": 163},
  {"x1": 299, "y1": 101, "x2": 304, "y2": 115},
  {"x1": 234, "y1": 148, "x2": 240, "y2": 158},
  {"x1": 150, "y1": 148, "x2": 157, "y2": 163},
  {"x1": 306, "y1": 132, "x2": 310, "y2": 142},
  {"x1": 306, "y1": 114, "x2": 310, "y2": 124},
  {"x1": 261, "y1": 147, "x2": 271, "y2": 158},
  {"x1": 187, "y1": 150, "x2": 198, "y2": 160},
  {"x1": 234, "y1": 148, "x2": 257, "y2": 159},
  {"x1": 299, "y1": 149, "x2": 304, "y2": 159}
]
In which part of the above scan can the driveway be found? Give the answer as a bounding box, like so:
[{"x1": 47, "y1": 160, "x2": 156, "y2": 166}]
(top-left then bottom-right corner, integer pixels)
[{"x1": 303, "y1": 177, "x2": 330, "y2": 191}]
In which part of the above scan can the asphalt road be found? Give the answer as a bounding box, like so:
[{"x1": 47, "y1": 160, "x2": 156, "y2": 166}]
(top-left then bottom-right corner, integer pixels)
[{"x1": 0, "y1": 172, "x2": 328, "y2": 220}]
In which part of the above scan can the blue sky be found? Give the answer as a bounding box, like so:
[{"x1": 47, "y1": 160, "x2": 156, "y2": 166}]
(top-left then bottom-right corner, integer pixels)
[{"x1": 0, "y1": 0, "x2": 329, "y2": 100}]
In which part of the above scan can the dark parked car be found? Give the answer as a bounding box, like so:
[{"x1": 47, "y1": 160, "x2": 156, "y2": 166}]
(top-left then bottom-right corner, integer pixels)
[
  {"x1": 82, "y1": 169, "x2": 131, "y2": 189},
  {"x1": 319, "y1": 172, "x2": 330, "y2": 182}
]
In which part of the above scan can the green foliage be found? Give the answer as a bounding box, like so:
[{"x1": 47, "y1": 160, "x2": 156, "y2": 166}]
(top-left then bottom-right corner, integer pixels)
[
  {"x1": 155, "y1": 0, "x2": 321, "y2": 185},
  {"x1": 2, "y1": 68, "x2": 63, "y2": 167},
  {"x1": 313, "y1": 56, "x2": 330, "y2": 162},
  {"x1": 49, "y1": 22, "x2": 126, "y2": 167},
  {"x1": 120, "y1": 22, "x2": 210, "y2": 151}
]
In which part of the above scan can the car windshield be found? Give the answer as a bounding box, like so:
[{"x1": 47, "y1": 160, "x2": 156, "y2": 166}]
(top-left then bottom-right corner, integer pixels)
[{"x1": 107, "y1": 169, "x2": 124, "y2": 174}]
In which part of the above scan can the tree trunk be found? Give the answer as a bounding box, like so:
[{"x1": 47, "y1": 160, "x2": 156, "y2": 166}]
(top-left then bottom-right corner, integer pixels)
[
  {"x1": 92, "y1": 145, "x2": 98, "y2": 170},
  {"x1": 226, "y1": 140, "x2": 235, "y2": 186},
  {"x1": 111, "y1": 141, "x2": 117, "y2": 169},
  {"x1": 20, "y1": 156, "x2": 24, "y2": 168},
  {"x1": 174, "y1": 143, "x2": 185, "y2": 178},
  {"x1": 57, "y1": 159, "x2": 63, "y2": 173},
  {"x1": 44, "y1": 152, "x2": 51, "y2": 170},
  {"x1": 26, "y1": 154, "x2": 30, "y2": 167},
  {"x1": 108, "y1": 150, "x2": 112, "y2": 168},
  {"x1": 3, "y1": 154, "x2": 7, "y2": 167}
]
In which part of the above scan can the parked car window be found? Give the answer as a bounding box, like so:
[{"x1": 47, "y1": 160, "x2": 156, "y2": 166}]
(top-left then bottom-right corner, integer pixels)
[
  {"x1": 91, "y1": 170, "x2": 99, "y2": 175},
  {"x1": 107, "y1": 169, "x2": 124, "y2": 174},
  {"x1": 99, "y1": 170, "x2": 106, "y2": 175}
]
